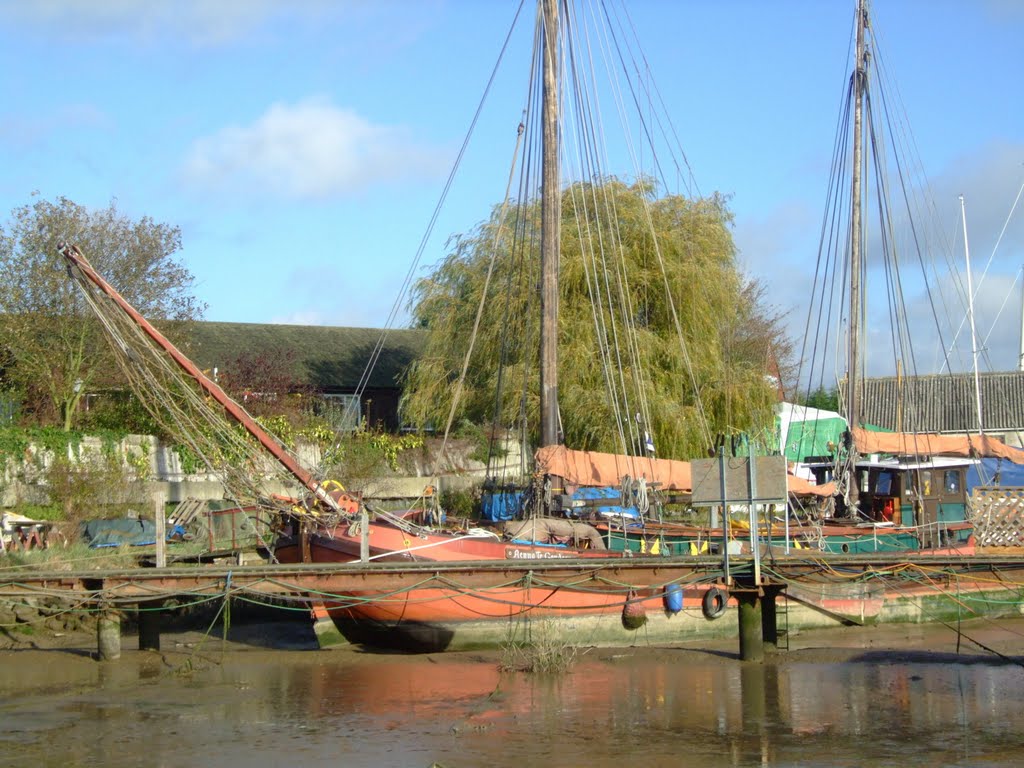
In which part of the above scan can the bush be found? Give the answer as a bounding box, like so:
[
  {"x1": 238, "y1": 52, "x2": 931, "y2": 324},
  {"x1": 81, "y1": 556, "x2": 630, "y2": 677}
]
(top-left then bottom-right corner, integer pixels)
[
  {"x1": 317, "y1": 427, "x2": 426, "y2": 491},
  {"x1": 44, "y1": 449, "x2": 149, "y2": 526},
  {"x1": 440, "y1": 487, "x2": 478, "y2": 520}
]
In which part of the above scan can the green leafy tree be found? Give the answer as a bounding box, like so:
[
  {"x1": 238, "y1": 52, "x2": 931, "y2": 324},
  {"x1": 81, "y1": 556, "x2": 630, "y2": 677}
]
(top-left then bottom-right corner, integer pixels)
[
  {"x1": 0, "y1": 195, "x2": 204, "y2": 430},
  {"x1": 402, "y1": 178, "x2": 792, "y2": 459},
  {"x1": 804, "y1": 385, "x2": 840, "y2": 413}
]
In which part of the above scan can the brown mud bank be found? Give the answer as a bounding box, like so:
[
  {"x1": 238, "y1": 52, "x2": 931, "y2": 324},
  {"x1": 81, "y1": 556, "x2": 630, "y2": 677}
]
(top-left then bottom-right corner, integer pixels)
[
  {"x1": 4, "y1": 615, "x2": 1024, "y2": 768},
  {"x1": 2, "y1": 610, "x2": 1023, "y2": 696}
]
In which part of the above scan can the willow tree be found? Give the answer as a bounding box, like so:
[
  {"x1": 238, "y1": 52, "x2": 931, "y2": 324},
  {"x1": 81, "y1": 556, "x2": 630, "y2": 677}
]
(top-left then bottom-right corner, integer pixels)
[{"x1": 402, "y1": 178, "x2": 790, "y2": 459}]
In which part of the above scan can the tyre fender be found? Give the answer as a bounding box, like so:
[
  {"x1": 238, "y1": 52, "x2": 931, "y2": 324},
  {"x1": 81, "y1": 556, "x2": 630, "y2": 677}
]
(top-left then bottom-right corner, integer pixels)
[{"x1": 701, "y1": 586, "x2": 728, "y2": 620}]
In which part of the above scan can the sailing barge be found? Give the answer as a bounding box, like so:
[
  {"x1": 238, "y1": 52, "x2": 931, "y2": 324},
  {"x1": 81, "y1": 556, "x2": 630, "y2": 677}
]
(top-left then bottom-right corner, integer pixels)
[{"x1": 57, "y1": 0, "x2": 1024, "y2": 653}]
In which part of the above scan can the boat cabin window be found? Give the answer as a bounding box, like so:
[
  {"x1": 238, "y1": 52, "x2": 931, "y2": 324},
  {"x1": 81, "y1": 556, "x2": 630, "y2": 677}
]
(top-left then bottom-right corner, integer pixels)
[
  {"x1": 873, "y1": 471, "x2": 894, "y2": 496},
  {"x1": 943, "y1": 469, "x2": 961, "y2": 495},
  {"x1": 911, "y1": 470, "x2": 935, "y2": 498}
]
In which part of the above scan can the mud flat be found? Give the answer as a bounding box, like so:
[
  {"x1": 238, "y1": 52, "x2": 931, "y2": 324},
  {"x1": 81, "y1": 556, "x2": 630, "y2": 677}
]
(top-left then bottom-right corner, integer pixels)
[{"x1": 3, "y1": 615, "x2": 1024, "y2": 768}]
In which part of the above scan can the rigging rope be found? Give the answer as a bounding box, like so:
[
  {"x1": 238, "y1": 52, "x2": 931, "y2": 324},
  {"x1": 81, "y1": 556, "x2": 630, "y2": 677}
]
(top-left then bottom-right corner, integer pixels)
[{"x1": 327, "y1": 0, "x2": 530, "y2": 468}]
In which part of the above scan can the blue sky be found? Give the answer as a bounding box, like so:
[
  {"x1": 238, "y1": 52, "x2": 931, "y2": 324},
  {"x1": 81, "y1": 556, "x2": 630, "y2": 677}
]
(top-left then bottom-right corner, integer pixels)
[{"x1": 2, "y1": 0, "x2": 1022, "y2": 377}]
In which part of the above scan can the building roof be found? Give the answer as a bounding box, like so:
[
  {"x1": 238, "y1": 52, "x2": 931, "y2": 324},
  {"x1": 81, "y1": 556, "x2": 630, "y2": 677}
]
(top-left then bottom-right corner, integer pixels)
[
  {"x1": 186, "y1": 321, "x2": 425, "y2": 391},
  {"x1": 860, "y1": 371, "x2": 1024, "y2": 433}
]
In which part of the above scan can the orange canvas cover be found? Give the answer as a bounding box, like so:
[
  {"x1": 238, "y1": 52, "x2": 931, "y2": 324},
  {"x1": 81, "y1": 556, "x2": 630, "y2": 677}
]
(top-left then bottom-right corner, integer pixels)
[
  {"x1": 535, "y1": 445, "x2": 692, "y2": 492},
  {"x1": 853, "y1": 427, "x2": 1024, "y2": 464},
  {"x1": 786, "y1": 474, "x2": 836, "y2": 497},
  {"x1": 535, "y1": 445, "x2": 839, "y2": 496}
]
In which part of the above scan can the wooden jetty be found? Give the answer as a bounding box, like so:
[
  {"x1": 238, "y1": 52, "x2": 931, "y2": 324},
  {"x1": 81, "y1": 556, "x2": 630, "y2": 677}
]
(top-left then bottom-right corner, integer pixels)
[{"x1": 2, "y1": 552, "x2": 1023, "y2": 661}]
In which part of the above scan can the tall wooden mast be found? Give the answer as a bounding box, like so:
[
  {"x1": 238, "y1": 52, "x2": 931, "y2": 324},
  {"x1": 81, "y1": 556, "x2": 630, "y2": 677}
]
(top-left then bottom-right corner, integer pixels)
[
  {"x1": 846, "y1": 0, "x2": 868, "y2": 509},
  {"x1": 539, "y1": 0, "x2": 561, "y2": 448}
]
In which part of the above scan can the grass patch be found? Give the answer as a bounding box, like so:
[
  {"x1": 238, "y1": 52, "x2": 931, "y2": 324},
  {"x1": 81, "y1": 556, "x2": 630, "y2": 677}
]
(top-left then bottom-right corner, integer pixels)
[
  {"x1": 0, "y1": 539, "x2": 218, "y2": 571},
  {"x1": 499, "y1": 618, "x2": 579, "y2": 674},
  {"x1": 4, "y1": 624, "x2": 36, "y2": 637},
  {"x1": 9, "y1": 504, "x2": 63, "y2": 521}
]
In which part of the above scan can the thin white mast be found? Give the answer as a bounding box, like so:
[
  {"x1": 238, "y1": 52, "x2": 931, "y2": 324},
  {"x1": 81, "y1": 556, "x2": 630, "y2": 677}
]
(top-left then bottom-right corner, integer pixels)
[
  {"x1": 1019, "y1": 265, "x2": 1024, "y2": 372},
  {"x1": 960, "y1": 195, "x2": 984, "y2": 436}
]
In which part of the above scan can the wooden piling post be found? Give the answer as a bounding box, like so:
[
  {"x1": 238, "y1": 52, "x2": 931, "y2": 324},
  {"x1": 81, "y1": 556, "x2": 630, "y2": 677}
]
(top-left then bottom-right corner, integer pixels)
[
  {"x1": 761, "y1": 586, "x2": 779, "y2": 651},
  {"x1": 97, "y1": 608, "x2": 121, "y2": 661},
  {"x1": 138, "y1": 601, "x2": 162, "y2": 652},
  {"x1": 736, "y1": 589, "x2": 764, "y2": 662},
  {"x1": 153, "y1": 490, "x2": 167, "y2": 569}
]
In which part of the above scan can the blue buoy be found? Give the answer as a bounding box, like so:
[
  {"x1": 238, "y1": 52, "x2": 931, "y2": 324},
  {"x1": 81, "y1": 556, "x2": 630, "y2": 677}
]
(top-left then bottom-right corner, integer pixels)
[{"x1": 663, "y1": 583, "x2": 683, "y2": 614}]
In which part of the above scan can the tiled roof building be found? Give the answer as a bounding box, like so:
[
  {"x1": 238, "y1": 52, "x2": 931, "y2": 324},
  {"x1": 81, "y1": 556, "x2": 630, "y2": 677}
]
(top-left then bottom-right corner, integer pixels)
[{"x1": 860, "y1": 371, "x2": 1024, "y2": 446}]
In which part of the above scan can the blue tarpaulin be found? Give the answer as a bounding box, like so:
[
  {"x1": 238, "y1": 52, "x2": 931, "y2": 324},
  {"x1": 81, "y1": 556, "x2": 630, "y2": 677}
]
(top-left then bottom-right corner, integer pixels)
[
  {"x1": 967, "y1": 458, "x2": 1024, "y2": 492},
  {"x1": 570, "y1": 486, "x2": 640, "y2": 519},
  {"x1": 480, "y1": 492, "x2": 524, "y2": 522},
  {"x1": 80, "y1": 518, "x2": 184, "y2": 548}
]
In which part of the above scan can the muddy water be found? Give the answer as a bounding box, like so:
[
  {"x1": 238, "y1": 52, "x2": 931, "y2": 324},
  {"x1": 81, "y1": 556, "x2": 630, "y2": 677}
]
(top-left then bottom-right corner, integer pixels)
[{"x1": 2, "y1": 619, "x2": 1024, "y2": 768}]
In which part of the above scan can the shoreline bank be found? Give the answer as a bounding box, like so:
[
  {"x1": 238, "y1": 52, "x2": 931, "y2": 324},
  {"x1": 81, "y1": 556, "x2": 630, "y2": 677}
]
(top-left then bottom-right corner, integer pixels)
[{"x1": 3, "y1": 610, "x2": 1022, "y2": 668}]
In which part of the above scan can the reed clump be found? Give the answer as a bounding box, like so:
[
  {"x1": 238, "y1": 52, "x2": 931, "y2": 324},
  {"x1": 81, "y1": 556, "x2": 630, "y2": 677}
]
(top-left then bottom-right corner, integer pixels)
[{"x1": 499, "y1": 618, "x2": 578, "y2": 674}]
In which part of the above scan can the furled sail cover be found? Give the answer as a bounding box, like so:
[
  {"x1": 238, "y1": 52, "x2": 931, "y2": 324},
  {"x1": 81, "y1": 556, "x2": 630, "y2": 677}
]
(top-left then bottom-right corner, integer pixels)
[
  {"x1": 785, "y1": 474, "x2": 836, "y2": 497},
  {"x1": 535, "y1": 445, "x2": 692, "y2": 492},
  {"x1": 536, "y1": 445, "x2": 839, "y2": 496},
  {"x1": 853, "y1": 428, "x2": 1024, "y2": 465}
]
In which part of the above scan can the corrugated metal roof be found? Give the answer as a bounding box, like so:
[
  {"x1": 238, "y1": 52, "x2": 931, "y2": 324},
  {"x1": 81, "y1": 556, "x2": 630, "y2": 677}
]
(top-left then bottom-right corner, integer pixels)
[
  {"x1": 860, "y1": 371, "x2": 1024, "y2": 433},
  {"x1": 185, "y1": 321, "x2": 424, "y2": 391}
]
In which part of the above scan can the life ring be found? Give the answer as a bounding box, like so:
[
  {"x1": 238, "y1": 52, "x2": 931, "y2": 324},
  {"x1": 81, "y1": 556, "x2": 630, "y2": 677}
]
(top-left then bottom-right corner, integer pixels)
[{"x1": 701, "y1": 586, "x2": 728, "y2": 620}]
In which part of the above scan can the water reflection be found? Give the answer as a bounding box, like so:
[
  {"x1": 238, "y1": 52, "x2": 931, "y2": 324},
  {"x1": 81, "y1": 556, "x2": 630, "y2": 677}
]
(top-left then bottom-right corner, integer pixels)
[{"x1": 2, "y1": 642, "x2": 1024, "y2": 767}]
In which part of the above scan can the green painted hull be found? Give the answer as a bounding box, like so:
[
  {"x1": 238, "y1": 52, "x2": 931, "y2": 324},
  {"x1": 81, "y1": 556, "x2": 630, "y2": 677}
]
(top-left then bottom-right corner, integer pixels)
[
  {"x1": 601, "y1": 528, "x2": 805, "y2": 556},
  {"x1": 599, "y1": 522, "x2": 973, "y2": 556}
]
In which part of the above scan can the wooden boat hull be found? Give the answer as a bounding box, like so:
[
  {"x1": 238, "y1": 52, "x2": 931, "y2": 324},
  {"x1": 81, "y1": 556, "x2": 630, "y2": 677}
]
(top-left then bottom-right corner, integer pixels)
[
  {"x1": 813, "y1": 522, "x2": 974, "y2": 555},
  {"x1": 278, "y1": 520, "x2": 1007, "y2": 651},
  {"x1": 276, "y1": 520, "x2": 740, "y2": 651},
  {"x1": 321, "y1": 559, "x2": 1019, "y2": 652},
  {"x1": 278, "y1": 519, "x2": 998, "y2": 653}
]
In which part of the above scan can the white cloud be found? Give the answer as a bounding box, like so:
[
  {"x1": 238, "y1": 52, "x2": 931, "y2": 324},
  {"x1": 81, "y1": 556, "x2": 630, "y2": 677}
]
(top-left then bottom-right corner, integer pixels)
[
  {"x1": 887, "y1": 270, "x2": 1023, "y2": 377},
  {"x1": 180, "y1": 98, "x2": 448, "y2": 201},
  {"x1": 981, "y1": 0, "x2": 1024, "y2": 22},
  {"x1": 0, "y1": 0, "x2": 441, "y2": 55},
  {"x1": 927, "y1": 141, "x2": 1024, "y2": 260},
  {"x1": 0, "y1": 0, "x2": 435, "y2": 47},
  {"x1": 0, "y1": 0, "x2": 298, "y2": 45},
  {"x1": 754, "y1": 138, "x2": 1024, "y2": 386}
]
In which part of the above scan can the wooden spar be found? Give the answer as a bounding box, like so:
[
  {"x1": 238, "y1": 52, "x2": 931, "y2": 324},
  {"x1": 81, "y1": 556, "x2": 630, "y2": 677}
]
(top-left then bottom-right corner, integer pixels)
[
  {"x1": 56, "y1": 242, "x2": 342, "y2": 514},
  {"x1": 539, "y1": 0, "x2": 560, "y2": 448},
  {"x1": 846, "y1": 0, "x2": 868, "y2": 509}
]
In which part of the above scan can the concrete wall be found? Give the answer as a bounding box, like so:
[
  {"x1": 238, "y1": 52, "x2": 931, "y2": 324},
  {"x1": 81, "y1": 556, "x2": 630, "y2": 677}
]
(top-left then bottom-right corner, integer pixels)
[{"x1": 1, "y1": 433, "x2": 528, "y2": 508}]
